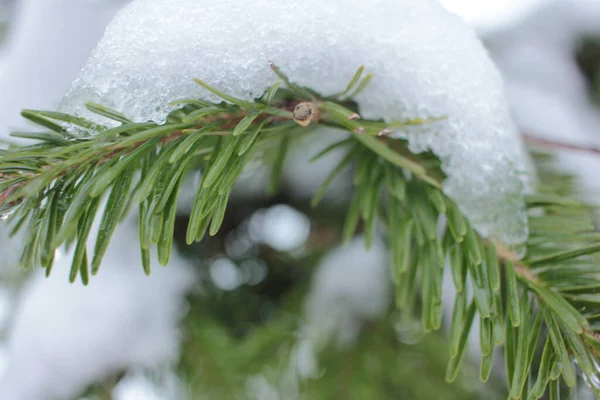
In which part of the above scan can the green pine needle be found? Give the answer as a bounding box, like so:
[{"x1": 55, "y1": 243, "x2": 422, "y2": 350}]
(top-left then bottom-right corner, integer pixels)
[{"x1": 1, "y1": 66, "x2": 600, "y2": 399}]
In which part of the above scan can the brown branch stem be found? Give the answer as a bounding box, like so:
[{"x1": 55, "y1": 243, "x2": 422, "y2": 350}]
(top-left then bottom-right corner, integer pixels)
[
  {"x1": 494, "y1": 241, "x2": 541, "y2": 284},
  {"x1": 523, "y1": 133, "x2": 600, "y2": 157},
  {"x1": 0, "y1": 103, "x2": 304, "y2": 208}
]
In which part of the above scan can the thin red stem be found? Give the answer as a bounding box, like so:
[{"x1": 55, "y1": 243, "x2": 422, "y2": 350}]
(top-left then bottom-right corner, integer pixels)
[{"x1": 523, "y1": 133, "x2": 600, "y2": 157}]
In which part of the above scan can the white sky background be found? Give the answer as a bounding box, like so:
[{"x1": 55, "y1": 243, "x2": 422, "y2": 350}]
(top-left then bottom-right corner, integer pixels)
[{"x1": 440, "y1": 0, "x2": 549, "y2": 31}]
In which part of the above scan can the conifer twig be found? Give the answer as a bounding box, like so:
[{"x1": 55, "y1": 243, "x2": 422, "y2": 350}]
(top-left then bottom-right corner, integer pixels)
[{"x1": 1, "y1": 66, "x2": 600, "y2": 398}]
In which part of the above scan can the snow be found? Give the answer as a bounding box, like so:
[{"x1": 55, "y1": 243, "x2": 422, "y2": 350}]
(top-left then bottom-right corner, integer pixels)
[
  {"x1": 209, "y1": 257, "x2": 244, "y2": 291},
  {"x1": 250, "y1": 236, "x2": 393, "y2": 398},
  {"x1": 487, "y1": 0, "x2": 600, "y2": 144},
  {"x1": 487, "y1": 0, "x2": 600, "y2": 202},
  {"x1": 60, "y1": 0, "x2": 532, "y2": 247},
  {"x1": 0, "y1": 216, "x2": 195, "y2": 400},
  {"x1": 0, "y1": 3, "x2": 198, "y2": 399},
  {"x1": 440, "y1": 0, "x2": 546, "y2": 32},
  {"x1": 248, "y1": 205, "x2": 311, "y2": 252},
  {"x1": 112, "y1": 370, "x2": 184, "y2": 400},
  {"x1": 304, "y1": 237, "x2": 391, "y2": 346},
  {"x1": 0, "y1": 0, "x2": 129, "y2": 141}
]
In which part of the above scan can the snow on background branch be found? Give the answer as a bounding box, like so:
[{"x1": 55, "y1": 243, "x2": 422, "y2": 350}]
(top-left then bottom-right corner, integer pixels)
[{"x1": 486, "y1": 0, "x2": 600, "y2": 204}]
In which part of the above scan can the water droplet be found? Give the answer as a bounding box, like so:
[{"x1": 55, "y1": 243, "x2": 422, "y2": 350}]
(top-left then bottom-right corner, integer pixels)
[
  {"x1": 0, "y1": 204, "x2": 18, "y2": 221},
  {"x1": 583, "y1": 359, "x2": 600, "y2": 391}
]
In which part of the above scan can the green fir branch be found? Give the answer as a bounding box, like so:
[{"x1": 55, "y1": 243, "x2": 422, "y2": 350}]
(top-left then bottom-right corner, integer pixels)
[{"x1": 1, "y1": 66, "x2": 600, "y2": 398}]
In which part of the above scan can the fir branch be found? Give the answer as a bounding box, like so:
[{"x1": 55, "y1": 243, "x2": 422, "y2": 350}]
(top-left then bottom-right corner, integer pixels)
[{"x1": 2, "y1": 65, "x2": 600, "y2": 398}]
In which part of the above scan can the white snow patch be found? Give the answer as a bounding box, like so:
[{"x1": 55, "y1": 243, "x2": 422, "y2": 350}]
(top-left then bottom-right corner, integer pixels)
[
  {"x1": 440, "y1": 0, "x2": 546, "y2": 32},
  {"x1": 209, "y1": 257, "x2": 243, "y2": 291},
  {"x1": 250, "y1": 237, "x2": 391, "y2": 399},
  {"x1": 304, "y1": 237, "x2": 390, "y2": 347},
  {"x1": 0, "y1": 217, "x2": 195, "y2": 400},
  {"x1": 487, "y1": 0, "x2": 600, "y2": 203},
  {"x1": 113, "y1": 370, "x2": 184, "y2": 400},
  {"x1": 0, "y1": 0, "x2": 129, "y2": 140},
  {"x1": 60, "y1": 0, "x2": 532, "y2": 246},
  {"x1": 0, "y1": 3, "x2": 196, "y2": 400},
  {"x1": 248, "y1": 205, "x2": 311, "y2": 252}
]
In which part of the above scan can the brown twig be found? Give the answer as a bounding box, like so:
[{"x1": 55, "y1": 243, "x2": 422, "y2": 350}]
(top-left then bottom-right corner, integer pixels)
[
  {"x1": 494, "y1": 241, "x2": 541, "y2": 284},
  {"x1": 496, "y1": 238, "x2": 600, "y2": 359},
  {"x1": 523, "y1": 133, "x2": 600, "y2": 157}
]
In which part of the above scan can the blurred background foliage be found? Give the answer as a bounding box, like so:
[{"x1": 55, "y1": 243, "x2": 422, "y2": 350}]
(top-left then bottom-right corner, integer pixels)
[{"x1": 172, "y1": 187, "x2": 504, "y2": 399}]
